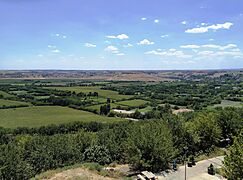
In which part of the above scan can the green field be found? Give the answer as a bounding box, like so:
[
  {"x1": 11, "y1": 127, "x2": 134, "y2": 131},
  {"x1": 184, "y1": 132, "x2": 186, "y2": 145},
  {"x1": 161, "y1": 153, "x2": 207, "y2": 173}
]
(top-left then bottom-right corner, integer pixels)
[
  {"x1": 44, "y1": 86, "x2": 133, "y2": 100},
  {"x1": 0, "y1": 99, "x2": 30, "y2": 107},
  {"x1": 0, "y1": 90, "x2": 14, "y2": 98},
  {"x1": 85, "y1": 103, "x2": 128, "y2": 113},
  {"x1": 34, "y1": 96, "x2": 50, "y2": 100},
  {"x1": 0, "y1": 106, "x2": 124, "y2": 128},
  {"x1": 213, "y1": 100, "x2": 243, "y2": 108},
  {"x1": 137, "y1": 106, "x2": 153, "y2": 112},
  {"x1": 116, "y1": 99, "x2": 149, "y2": 107},
  {"x1": 10, "y1": 90, "x2": 28, "y2": 95}
]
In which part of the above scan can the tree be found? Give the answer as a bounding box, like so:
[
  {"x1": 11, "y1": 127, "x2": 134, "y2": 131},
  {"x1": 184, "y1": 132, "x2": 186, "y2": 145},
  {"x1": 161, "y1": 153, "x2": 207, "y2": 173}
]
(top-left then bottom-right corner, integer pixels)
[
  {"x1": 124, "y1": 121, "x2": 175, "y2": 172},
  {"x1": 217, "y1": 107, "x2": 242, "y2": 140},
  {"x1": 223, "y1": 130, "x2": 243, "y2": 180},
  {"x1": 83, "y1": 145, "x2": 111, "y2": 165},
  {"x1": 186, "y1": 112, "x2": 221, "y2": 152}
]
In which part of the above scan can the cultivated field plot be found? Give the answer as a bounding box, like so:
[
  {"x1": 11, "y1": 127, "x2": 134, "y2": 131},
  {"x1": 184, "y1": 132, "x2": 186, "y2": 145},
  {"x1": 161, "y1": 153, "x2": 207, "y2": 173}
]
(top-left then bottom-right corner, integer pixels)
[
  {"x1": 0, "y1": 90, "x2": 14, "y2": 98},
  {"x1": 137, "y1": 106, "x2": 153, "y2": 112},
  {"x1": 85, "y1": 103, "x2": 128, "y2": 113},
  {"x1": 0, "y1": 106, "x2": 124, "y2": 128},
  {"x1": 0, "y1": 99, "x2": 30, "y2": 107},
  {"x1": 213, "y1": 100, "x2": 243, "y2": 108},
  {"x1": 44, "y1": 86, "x2": 133, "y2": 100},
  {"x1": 116, "y1": 99, "x2": 149, "y2": 107}
]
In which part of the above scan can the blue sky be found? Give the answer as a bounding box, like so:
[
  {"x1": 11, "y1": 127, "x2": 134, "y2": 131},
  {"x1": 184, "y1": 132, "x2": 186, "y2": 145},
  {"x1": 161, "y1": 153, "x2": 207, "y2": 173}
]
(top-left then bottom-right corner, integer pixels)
[{"x1": 0, "y1": 0, "x2": 243, "y2": 70}]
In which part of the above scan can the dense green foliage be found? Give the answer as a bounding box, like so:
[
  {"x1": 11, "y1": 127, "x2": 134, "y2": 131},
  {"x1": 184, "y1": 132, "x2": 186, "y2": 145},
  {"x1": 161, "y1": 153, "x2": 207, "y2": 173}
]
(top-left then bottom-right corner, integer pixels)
[
  {"x1": 223, "y1": 130, "x2": 243, "y2": 180},
  {"x1": 0, "y1": 107, "x2": 242, "y2": 179},
  {"x1": 0, "y1": 76, "x2": 242, "y2": 179}
]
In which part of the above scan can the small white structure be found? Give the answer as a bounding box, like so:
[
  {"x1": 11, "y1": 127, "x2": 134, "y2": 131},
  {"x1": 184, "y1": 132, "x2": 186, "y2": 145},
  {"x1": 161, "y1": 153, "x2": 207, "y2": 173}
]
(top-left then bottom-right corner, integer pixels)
[
  {"x1": 113, "y1": 109, "x2": 135, "y2": 114},
  {"x1": 137, "y1": 171, "x2": 157, "y2": 180}
]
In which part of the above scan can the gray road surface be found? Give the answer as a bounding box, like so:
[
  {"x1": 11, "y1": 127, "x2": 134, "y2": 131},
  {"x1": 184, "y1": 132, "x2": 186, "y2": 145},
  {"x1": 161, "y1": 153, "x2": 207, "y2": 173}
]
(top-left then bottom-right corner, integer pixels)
[{"x1": 157, "y1": 156, "x2": 225, "y2": 180}]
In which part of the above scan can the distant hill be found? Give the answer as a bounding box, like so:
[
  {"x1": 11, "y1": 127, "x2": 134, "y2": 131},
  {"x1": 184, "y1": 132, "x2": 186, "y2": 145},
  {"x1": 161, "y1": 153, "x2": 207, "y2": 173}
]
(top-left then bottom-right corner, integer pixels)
[{"x1": 0, "y1": 69, "x2": 242, "y2": 81}]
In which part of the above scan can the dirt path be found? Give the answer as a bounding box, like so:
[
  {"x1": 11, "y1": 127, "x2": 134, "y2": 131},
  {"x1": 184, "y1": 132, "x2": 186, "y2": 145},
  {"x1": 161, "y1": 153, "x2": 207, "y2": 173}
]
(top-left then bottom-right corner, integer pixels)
[
  {"x1": 157, "y1": 156, "x2": 225, "y2": 180},
  {"x1": 43, "y1": 168, "x2": 116, "y2": 180}
]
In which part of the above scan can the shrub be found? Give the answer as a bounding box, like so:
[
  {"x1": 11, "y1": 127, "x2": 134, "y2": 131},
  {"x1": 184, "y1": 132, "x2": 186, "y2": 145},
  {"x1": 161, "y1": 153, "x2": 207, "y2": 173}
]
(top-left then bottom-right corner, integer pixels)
[{"x1": 83, "y1": 145, "x2": 111, "y2": 165}]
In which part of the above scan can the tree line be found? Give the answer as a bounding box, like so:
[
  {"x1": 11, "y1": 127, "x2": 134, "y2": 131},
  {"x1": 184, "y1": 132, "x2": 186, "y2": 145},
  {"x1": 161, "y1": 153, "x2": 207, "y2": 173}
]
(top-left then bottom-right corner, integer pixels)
[{"x1": 0, "y1": 107, "x2": 242, "y2": 179}]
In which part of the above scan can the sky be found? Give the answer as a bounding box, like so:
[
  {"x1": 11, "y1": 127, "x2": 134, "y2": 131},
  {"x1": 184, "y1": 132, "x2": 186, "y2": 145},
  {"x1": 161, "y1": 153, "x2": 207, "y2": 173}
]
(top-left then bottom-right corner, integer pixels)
[{"x1": 0, "y1": 0, "x2": 243, "y2": 70}]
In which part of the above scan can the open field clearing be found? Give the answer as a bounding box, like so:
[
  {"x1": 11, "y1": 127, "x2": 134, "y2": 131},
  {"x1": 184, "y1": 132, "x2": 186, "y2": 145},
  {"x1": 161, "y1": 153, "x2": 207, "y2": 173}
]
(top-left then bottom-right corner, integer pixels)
[
  {"x1": 9, "y1": 90, "x2": 28, "y2": 95},
  {"x1": 0, "y1": 90, "x2": 14, "y2": 98},
  {"x1": 0, "y1": 99, "x2": 30, "y2": 107},
  {"x1": 0, "y1": 106, "x2": 124, "y2": 128},
  {"x1": 137, "y1": 106, "x2": 153, "y2": 112},
  {"x1": 116, "y1": 99, "x2": 149, "y2": 107},
  {"x1": 85, "y1": 103, "x2": 128, "y2": 113},
  {"x1": 213, "y1": 100, "x2": 243, "y2": 108},
  {"x1": 44, "y1": 86, "x2": 133, "y2": 100}
]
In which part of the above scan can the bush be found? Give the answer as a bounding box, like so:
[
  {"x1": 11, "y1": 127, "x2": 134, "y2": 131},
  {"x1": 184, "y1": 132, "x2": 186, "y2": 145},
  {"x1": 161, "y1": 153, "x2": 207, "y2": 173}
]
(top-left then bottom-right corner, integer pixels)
[{"x1": 83, "y1": 145, "x2": 111, "y2": 165}]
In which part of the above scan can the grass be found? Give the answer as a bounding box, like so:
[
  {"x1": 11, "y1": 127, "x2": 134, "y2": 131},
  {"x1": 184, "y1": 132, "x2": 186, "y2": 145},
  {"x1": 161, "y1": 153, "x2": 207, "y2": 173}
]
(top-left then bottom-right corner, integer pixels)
[
  {"x1": 44, "y1": 86, "x2": 133, "y2": 100},
  {"x1": 137, "y1": 106, "x2": 153, "y2": 112},
  {"x1": 195, "y1": 147, "x2": 226, "y2": 162},
  {"x1": 116, "y1": 99, "x2": 148, "y2": 107},
  {"x1": 85, "y1": 103, "x2": 128, "y2": 113},
  {"x1": 0, "y1": 106, "x2": 125, "y2": 128},
  {"x1": 34, "y1": 95, "x2": 50, "y2": 100},
  {"x1": 0, "y1": 90, "x2": 14, "y2": 98},
  {"x1": 32, "y1": 162, "x2": 126, "y2": 180},
  {"x1": 0, "y1": 99, "x2": 30, "y2": 107},
  {"x1": 9, "y1": 90, "x2": 28, "y2": 95},
  {"x1": 213, "y1": 100, "x2": 243, "y2": 108},
  {"x1": 31, "y1": 163, "x2": 90, "y2": 180}
]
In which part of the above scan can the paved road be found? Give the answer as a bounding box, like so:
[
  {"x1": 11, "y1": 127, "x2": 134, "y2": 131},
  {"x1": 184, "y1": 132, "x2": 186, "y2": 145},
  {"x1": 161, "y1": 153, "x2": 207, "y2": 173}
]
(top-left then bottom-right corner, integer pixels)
[{"x1": 157, "y1": 156, "x2": 225, "y2": 180}]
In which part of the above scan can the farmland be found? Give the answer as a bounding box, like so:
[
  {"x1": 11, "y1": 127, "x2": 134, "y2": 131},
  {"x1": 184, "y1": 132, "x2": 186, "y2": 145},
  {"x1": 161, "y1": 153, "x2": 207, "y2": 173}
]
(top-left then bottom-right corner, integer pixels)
[
  {"x1": 0, "y1": 90, "x2": 13, "y2": 98},
  {"x1": 213, "y1": 100, "x2": 243, "y2": 108},
  {"x1": 45, "y1": 86, "x2": 133, "y2": 100},
  {"x1": 0, "y1": 106, "x2": 124, "y2": 128},
  {"x1": 0, "y1": 99, "x2": 30, "y2": 108},
  {"x1": 116, "y1": 99, "x2": 148, "y2": 107},
  {"x1": 0, "y1": 71, "x2": 242, "y2": 179}
]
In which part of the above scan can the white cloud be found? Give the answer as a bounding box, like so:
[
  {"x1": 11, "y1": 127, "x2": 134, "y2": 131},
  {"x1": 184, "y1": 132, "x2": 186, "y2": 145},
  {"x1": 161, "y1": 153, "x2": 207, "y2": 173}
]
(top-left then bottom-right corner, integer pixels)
[
  {"x1": 198, "y1": 51, "x2": 214, "y2": 56},
  {"x1": 123, "y1": 43, "x2": 133, "y2": 48},
  {"x1": 169, "y1": 48, "x2": 176, "y2": 52},
  {"x1": 181, "y1": 21, "x2": 187, "y2": 25},
  {"x1": 106, "y1": 34, "x2": 129, "y2": 40},
  {"x1": 231, "y1": 48, "x2": 240, "y2": 52},
  {"x1": 209, "y1": 38, "x2": 214, "y2": 41},
  {"x1": 180, "y1": 44, "x2": 200, "y2": 49},
  {"x1": 37, "y1": 54, "x2": 43, "y2": 57},
  {"x1": 197, "y1": 50, "x2": 243, "y2": 59},
  {"x1": 55, "y1": 33, "x2": 60, "y2": 37},
  {"x1": 104, "y1": 45, "x2": 119, "y2": 53},
  {"x1": 85, "y1": 43, "x2": 96, "y2": 48},
  {"x1": 154, "y1": 19, "x2": 159, "y2": 23},
  {"x1": 145, "y1": 49, "x2": 192, "y2": 58},
  {"x1": 117, "y1": 53, "x2": 125, "y2": 56},
  {"x1": 180, "y1": 43, "x2": 237, "y2": 51},
  {"x1": 141, "y1": 17, "x2": 147, "y2": 21},
  {"x1": 52, "y1": 49, "x2": 60, "y2": 53},
  {"x1": 62, "y1": 35, "x2": 67, "y2": 39},
  {"x1": 48, "y1": 45, "x2": 56, "y2": 49},
  {"x1": 161, "y1": 34, "x2": 169, "y2": 38},
  {"x1": 104, "y1": 40, "x2": 111, "y2": 44},
  {"x1": 202, "y1": 43, "x2": 237, "y2": 50},
  {"x1": 185, "y1": 22, "x2": 233, "y2": 33},
  {"x1": 137, "y1": 39, "x2": 154, "y2": 45}
]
